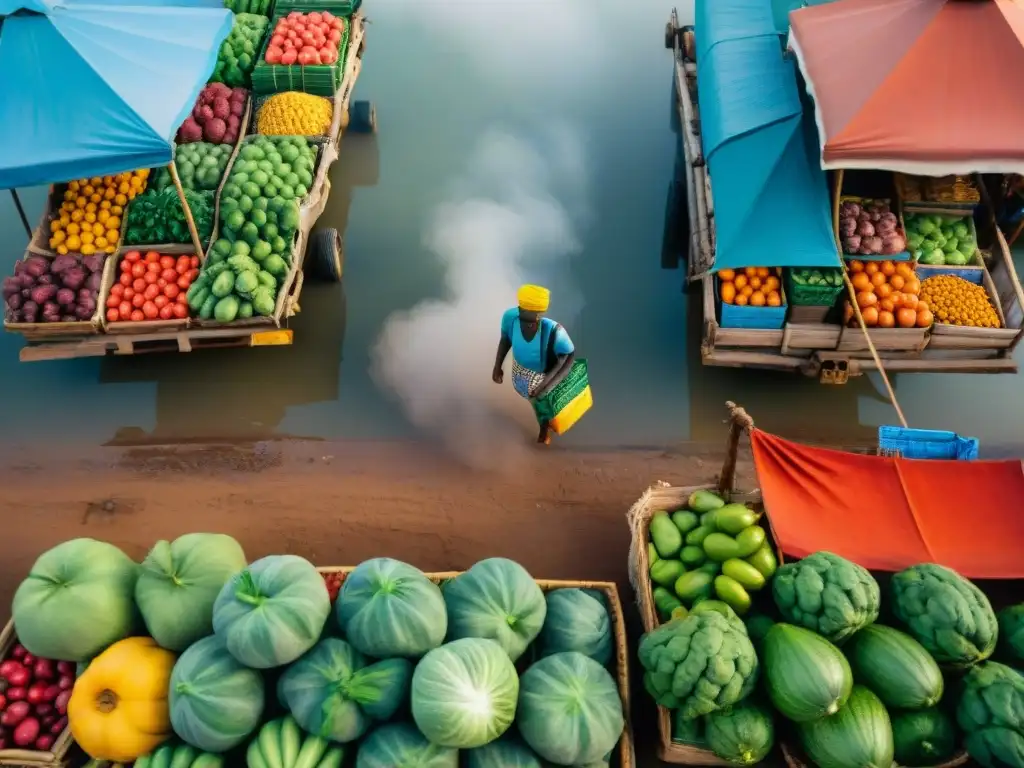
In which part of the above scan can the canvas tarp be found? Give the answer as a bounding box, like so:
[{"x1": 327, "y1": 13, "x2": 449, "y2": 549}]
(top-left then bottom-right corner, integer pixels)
[
  {"x1": 750, "y1": 428, "x2": 1024, "y2": 578},
  {"x1": 696, "y1": 0, "x2": 838, "y2": 272},
  {"x1": 789, "y1": 0, "x2": 1024, "y2": 175}
]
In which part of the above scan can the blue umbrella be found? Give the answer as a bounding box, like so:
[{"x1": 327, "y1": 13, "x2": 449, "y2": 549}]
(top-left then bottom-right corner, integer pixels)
[{"x1": 0, "y1": 0, "x2": 232, "y2": 244}]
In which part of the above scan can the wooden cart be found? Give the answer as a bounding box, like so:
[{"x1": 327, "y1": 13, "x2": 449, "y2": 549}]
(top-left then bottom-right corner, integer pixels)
[
  {"x1": 9, "y1": 15, "x2": 376, "y2": 363},
  {"x1": 664, "y1": 9, "x2": 1024, "y2": 382}
]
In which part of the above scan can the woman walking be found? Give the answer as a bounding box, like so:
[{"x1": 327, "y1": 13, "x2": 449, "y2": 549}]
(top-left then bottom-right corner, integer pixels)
[{"x1": 492, "y1": 284, "x2": 589, "y2": 444}]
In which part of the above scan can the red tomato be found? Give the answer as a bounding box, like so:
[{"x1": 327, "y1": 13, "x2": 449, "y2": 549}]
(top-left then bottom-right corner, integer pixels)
[
  {"x1": 281, "y1": 48, "x2": 298, "y2": 65},
  {"x1": 176, "y1": 293, "x2": 189, "y2": 305},
  {"x1": 157, "y1": 278, "x2": 167, "y2": 289},
  {"x1": 164, "y1": 283, "x2": 181, "y2": 299},
  {"x1": 105, "y1": 295, "x2": 120, "y2": 309},
  {"x1": 176, "y1": 274, "x2": 191, "y2": 290},
  {"x1": 118, "y1": 302, "x2": 132, "y2": 319},
  {"x1": 186, "y1": 268, "x2": 200, "y2": 282},
  {"x1": 190, "y1": 256, "x2": 200, "y2": 269},
  {"x1": 106, "y1": 308, "x2": 119, "y2": 322},
  {"x1": 282, "y1": 38, "x2": 296, "y2": 52},
  {"x1": 143, "y1": 271, "x2": 159, "y2": 285},
  {"x1": 172, "y1": 302, "x2": 189, "y2": 319},
  {"x1": 131, "y1": 293, "x2": 146, "y2": 309},
  {"x1": 118, "y1": 272, "x2": 132, "y2": 287},
  {"x1": 300, "y1": 30, "x2": 316, "y2": 45},
  {"x1": 130, "y1": 262, "x2": 146, "y2": 279},
  {"x1": 270, "y1": 34, "x2": 285, "y2": 47},
  {"x1": 298, "y1": 48, "x2": 319, "y2": 65},
  {"x1": 142, "y1": 301, "x2": 159, "y2": 320},
  {"x1": 145, "y1": 251, "x2": 160, "y2": 263},
  {"x1": 132, "y1": 278, "x2": 146, "y2": 292},
  {"x1": 265, "y1": 46, "x2": 283, "y2": 65},
  {"x1": 160, "y1": 268, "x2": 178, "y2": 282},
  {"x1": 177, "y1": 256, "x2": 191, "y2": 272},
  {"x1": 130, "y1": 310, "x2": 145, "y2": 322},
  {"x1": 110, "y1": 284, "x2": 124, "y2": 297},
  {"x1": 143, "y1": 284, "x2": 161, "y2": 301},
  {"x1": 159, "y1": 256, "x2": 176, "y2": 270},
  {"x1": 308, "y1": 11, "x2": 322, "y2": 22},
  {"x1": 328, "y1": 28, "x2": 342, "y2": 43},
  {"x1": 124, "y1": 250, "x2": 141, "y2": 262},
  {"x1": 146, "y1": 261, "x2": 161, "y2": 273},
  {"x1": 319, "y1": 47, "x2": 337, "y2": 64},
  {"x1": 158, "y1": 305, "x2": 175, "y2": 320},
  {"x1": 123, "y1": 287, "x2": 135, "y2": 300},
  {"x1": 119, "y1": 259, "x2": 132, "y2": 273},
  {"x1": 154, "y1": 295, "x2": 170, "y2": 309}
]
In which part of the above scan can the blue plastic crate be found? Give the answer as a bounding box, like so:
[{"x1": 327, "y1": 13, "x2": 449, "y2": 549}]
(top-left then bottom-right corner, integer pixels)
[
  {"x1": 717, "y1": 277, "x2": 787, "y2": 330},
  {"x1": 915, "y1": 263, "x2": 985, "y2": 284},
  {"x1": 878, "y1": 426, "x2": 979, "y2": 460}
]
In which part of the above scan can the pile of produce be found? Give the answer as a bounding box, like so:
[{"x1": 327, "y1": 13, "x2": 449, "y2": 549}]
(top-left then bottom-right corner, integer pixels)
[
  {"x1": 149, "y1": 143, "x2": 234, "y2": 193},
  {"x1": 177, "y1": 83, "x2": 248, "y2": 146},
  {"x1": 195, "y1": 136, "x2": 315, "y2": 321},
  {"x1": 896, "y1": 174, "x2": 980, "y2": 205},
  {"x1": 0, "y1": 643, "x2": 75, "y2": 751},
  {"x1": 787, "y1": 268, "x2": 843, "y2": 291},
  {"x1": 717, "y1": 267, "x2": 784, "y2": 307},
  {"x1": 906, "y1": 212, "x2": 977, "y2": 266},
  {"x1": 255, "y1": 91, "x2": 333, "y2": 136},
  {"x1": 9, "y1": 539, "x2": 628, "y2": 767},
  {"x1": 638, "y1": 510, "x2": 1024, "y2": 768},
  {"x1": 3, "y1": 254, "x2": 104, "y2": 324},
  {"x1": 838, "y1": 199, "x2": 907, "y2": 256},
  {"x1": 645, "y1": 490, "x2": 776, "y2": 621},
  {"x1": 263, "y1": 11, "x2": 346, "y2": 66},
  {"x1": 124, "y1": 188, "x2": 215, "y2": 247},
  {"x1": 920, "y1": 275, "x2": 1002, "y2": 328},
  {"x1": 105, "y1": 251, "x2": 199, "y2": 323},
  {"x1": 209, "y1": 14, "x2": 269, "y2": 89},
  {"x1": 47, "y1": 172, "x2": 146, "y2": 255},
  {"x1": 843, "y1": 259, "x2": 931, "y2": 329},
  {"x1": 223, "y1": 0, "x2": 271, "y2": 15}
]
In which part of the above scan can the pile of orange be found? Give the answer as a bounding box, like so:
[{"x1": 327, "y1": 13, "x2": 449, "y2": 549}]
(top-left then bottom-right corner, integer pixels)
[
  {"x1": 843, "y1": 259, "x2": 933, "y2": 329},
  {"x1": 719, "y1": 267, "x2": 784, "y2": 307}
]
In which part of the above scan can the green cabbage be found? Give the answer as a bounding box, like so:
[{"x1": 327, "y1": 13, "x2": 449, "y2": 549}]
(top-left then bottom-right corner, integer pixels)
[
  {"x1": 336, "y1": 558, "x2": 447, "y2": 658},
  {"x1": 997, "y1": 605, "x2": 1024, "y2": 665},
  {"x1": 355, "y1": 723, "x2": 457, "y2": 768},
  {"x1": 957, "y1": 662, "x2": 1024, "y2": 768},
  {"x1": 277, "y1": 637, "x2": 412, "y2": 743},
  {"x1": 12, "y1": 538, "x2": 139, "y2": 661},
  {"x1": 411, "y1": 638, "x2": 519, "y2": 748},
  {"x1": 442, "y1": 558, "x2": 546, "y2": 661},
  {"x1": 537, "y1": 588, "x2": 612, "y2": 666},
  {"x1": 517, "y1": 651, "x2": 624, "y2": 765},
  {"x1": 213, "y1": 554, "x2": 330, "y2": 668},
  {"x1": 135, "y1": 533, "x2": 247, "y2": 651},
  {"x1": 465, "y1": 737, "x2": 544, "y2": 768}
]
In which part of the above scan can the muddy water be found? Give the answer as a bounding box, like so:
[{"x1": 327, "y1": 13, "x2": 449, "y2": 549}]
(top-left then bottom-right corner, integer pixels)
[{"x1": 0, "y1": 0, "x2": 1022, "y2": 455}]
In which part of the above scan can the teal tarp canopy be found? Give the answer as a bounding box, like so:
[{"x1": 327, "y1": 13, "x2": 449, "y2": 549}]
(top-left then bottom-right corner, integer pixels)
[{"x1": 695, "y1": 0, "x2": 839, "y2": 272}]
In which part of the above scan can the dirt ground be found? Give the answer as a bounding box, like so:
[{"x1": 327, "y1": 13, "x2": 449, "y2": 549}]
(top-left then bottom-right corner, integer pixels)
[{"x1": 0, "y1": 436, "x2": 756, "y2": 766}]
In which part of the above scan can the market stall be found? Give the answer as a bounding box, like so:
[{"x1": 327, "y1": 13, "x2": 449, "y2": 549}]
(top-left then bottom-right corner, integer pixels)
[
  {"x1": 626, "y1": 401, "x2": 1024, "y2": 767},
  {"x1": 0, "y1": 544, "x2": 636, "y2": 767},
  {"x1": 666, "y1": 0, "x2": 1024, "y2": 381},
  {"x1": 2, "y1": 0, "x2": 374, "y2": 361}
]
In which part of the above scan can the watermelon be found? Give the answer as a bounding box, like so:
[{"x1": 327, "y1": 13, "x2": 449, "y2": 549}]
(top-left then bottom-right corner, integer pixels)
[
  {"x1": 169, "y1": 635, "x2": 265, "y2": 752},
  {"x1": 135, "y1": 533, "x2": 247, "y2": 651},
  {"x1": 336, "y1": 558, "x2": 447, "y2": 658},
  {"x1": 135, "y1": 740, "x2": 224, "y2": 768},
  {"x1": 213, "y1": 554, "x2": 330, "y2": 668},
  {"x1": 704, "y1": 702, "x2": 775, "y2": 766},
  {"x1": 246, "y1": 717, "x2": 344, "y2": 768},
  {"x1": 465, "y1": 737, "x2": 544, "y2": 768},
  {"x1": 537, "y1": 588, "x2": 612, "y2": 666},
  {"x1": 411, "y1": 637, "x2": 519, "y2": 748},
  {"x1": 846, "y1": 624, "x2": 943, "y2": 709},
  {"x1": 442, "y1": 558, "x2": 546, "y2": 661},
  {"x1": 763, "y1": 623, "x2": 852, "y2": 722},
  {"x1": 12, "y1": 538, "x2": 139, "y2": 661},
  {"x1": 278, "y1": 638, "x2": 412, "y2": 743},
  {"x1": 797, "y1": 685, "x2": 894, "y2": 768},
  {"x1": 891, "y1": 708, "x2": 958, "y2": 766},
  {"x1": 516, "y1": 651, "x2": 624, "y2": 766},
  {"x1": 355, "y1": 723, "x2": 457, "y2": 768}
]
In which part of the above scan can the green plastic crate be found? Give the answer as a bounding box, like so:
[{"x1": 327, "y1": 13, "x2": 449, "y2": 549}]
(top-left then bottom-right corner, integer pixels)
[
  {"x1": 272, "y1": 0, "x2": 358, "y2": 18},
  {"x1": 250, "y1": 23, "x2": 349, "y2": 96},
  {"x1": 784, "y1": 270, "x2": 845, "y2": 307}
]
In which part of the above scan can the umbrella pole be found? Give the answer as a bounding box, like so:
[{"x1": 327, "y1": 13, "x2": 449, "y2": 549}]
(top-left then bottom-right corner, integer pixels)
[
  {"x1": 10, "y1": 189, "x2": 32, "y2": 239},
  {"x1": 168, "y1": 163, "x2": 205, "y2": 257}
]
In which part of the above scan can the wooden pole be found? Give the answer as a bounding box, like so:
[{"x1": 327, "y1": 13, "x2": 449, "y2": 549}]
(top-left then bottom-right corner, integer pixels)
[
  {"x1": 719, "y1": 401, "x2": 754, "y2": 497},
  {"x1": 168, "y1": 162, "x2": 205, "y2": 257}
]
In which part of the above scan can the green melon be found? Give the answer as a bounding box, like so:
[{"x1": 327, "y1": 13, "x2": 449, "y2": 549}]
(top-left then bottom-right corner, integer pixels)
[
  {"x1": 846, "y1": 624, "x2": 943, "y2": 709},
  {"x1": 797, "y1": 685, "x2": 894, "y2": 768},
  {"x1": 891, "y1": 708, "x2": 957, "y2": 767},
  {"x1": 763, "y1": 623, "x2": 852, "y2": 722},
  {"x1": 704, "y1": 701, "x2": 774, "y2": 765}
]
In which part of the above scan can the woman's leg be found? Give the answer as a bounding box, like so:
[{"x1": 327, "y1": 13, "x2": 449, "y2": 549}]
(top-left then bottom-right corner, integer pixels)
[{"x1": 537, "y1": 420, "x2": 551, "y2": 444}]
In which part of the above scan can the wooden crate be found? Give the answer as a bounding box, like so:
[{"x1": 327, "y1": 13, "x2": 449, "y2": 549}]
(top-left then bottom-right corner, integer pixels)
[
  {"x1": 925, "y1": 265, "x2": 1018, "y2": 351},
  {"x1": 781, "y1": 322, "x2": 841, "y2": 353},
  {"x1": 703, "y1": 275, "x2": 783, "y2": 348},
  {"x1": 317, "y1": 567, "x2": 637, "y2": 768},
  {"x1": 0, "y1": 623, "x2": 74, "y2": 768},
  {"x1": 3, "y1": 254, "x2": 108, "y2": 340},
  {"x1": 836, "y1": 325, "x2": 928, "y2": 354},
  {"x1": 97, "y1": 253, "x2": 193, "y2": 334}
]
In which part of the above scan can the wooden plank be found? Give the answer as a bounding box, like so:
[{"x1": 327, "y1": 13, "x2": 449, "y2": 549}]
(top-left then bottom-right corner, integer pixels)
[
  {"x1": 702, "y1": 347, "x2": 805, "y2": 370},
  {"x1": 782, "y1": 322, "x2": 841, "y2": 351}
]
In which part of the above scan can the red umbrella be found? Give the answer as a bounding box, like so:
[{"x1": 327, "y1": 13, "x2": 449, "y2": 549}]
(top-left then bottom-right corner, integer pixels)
[{"x1": 790, "y1": 0, "x2": 1024, "y2": 174}]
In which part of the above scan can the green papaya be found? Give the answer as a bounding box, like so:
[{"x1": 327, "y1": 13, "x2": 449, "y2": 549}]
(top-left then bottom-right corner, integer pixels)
[
  {"x1": 199, "y1": 294, "x2": 217, "y2": 320},
  {"x1": 650, "y1": 512, "x2": 683, "y2": 558},
  {"x1": 688, "y1": 489, "x2": 725, "y2": 513},
  {"x1": 714, "y1": 504, "x2": 761, "y2": 535},
  {"x1": 703, "y1": 532, "x2": 742, "y2": 562},
  {"x1": 735, "y1": 526, "x2": 766, "y2": 558},
  {"x1": 680, "y1": 545, "x2": 706, "y2": 567},
  {"x1": 686, "y1": 525, "x2": 714, "y2": 546},
  {"x1": 650, "y1": 559, "x2": 685, "y2": 588},
  {"x1": 211, "y1": 270, "x2": 235, "y2": 298},
  {"x1": 674, "y1": 571, "x2": 714, "y2": 602},
  {"x1": 671, "y1": 510, "x2": 700, "y2": 534},
  {"x1": 647, "y1": 542, "x2": 659, "y2": 565},
  {"x1": 746, "y1": 544, "x2": 778, "y2": 580},
  {"x1": 653, "y1": 586, "x2": 683, "y2": 619}
]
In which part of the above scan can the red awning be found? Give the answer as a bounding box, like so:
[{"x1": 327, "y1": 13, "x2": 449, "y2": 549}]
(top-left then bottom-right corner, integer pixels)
[
  {"x1": 789, "y1": 0, "x2": 1024, "y2": 175},
  {"x1": 751, "y1": 428, "x2": 1024, "y2": 578}
]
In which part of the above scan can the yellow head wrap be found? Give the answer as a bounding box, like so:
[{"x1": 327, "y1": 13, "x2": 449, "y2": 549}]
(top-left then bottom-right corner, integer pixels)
[{"x1": 517, "y1": 284, "x2": 550, "y2": 313}]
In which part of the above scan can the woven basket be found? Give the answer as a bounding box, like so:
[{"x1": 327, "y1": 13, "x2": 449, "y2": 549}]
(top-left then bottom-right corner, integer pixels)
[{"x1": 317, "y1": 567, "x2": 637, "y2": 768}]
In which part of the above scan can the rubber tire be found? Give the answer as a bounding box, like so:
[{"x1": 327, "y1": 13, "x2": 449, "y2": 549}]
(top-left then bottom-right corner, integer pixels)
[
  {"x1": 350, "y1": 101, "x2": 377, "y2": 134},
  {"x1": 308, "y1": 228, "x2": 343, "y2": 282}
]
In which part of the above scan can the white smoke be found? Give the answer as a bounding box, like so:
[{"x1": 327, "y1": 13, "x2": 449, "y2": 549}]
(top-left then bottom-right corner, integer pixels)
[{"x1": 371, "y1": 125, "x2": 589, "y2": 468}]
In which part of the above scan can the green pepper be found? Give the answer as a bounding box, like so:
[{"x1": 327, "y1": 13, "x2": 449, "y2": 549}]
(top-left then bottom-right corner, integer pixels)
[{"x1": 653, "y1": 586, "x2": 683, "y2": 620}]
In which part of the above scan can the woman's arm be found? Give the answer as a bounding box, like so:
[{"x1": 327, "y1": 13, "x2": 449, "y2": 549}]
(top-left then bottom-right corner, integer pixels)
[
  {"x1": 492, "y1": 335, "x2": 512, "y2": 383},
  {"x1": 536, "y1": 351, "x2": 575, "y2": 397}
]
